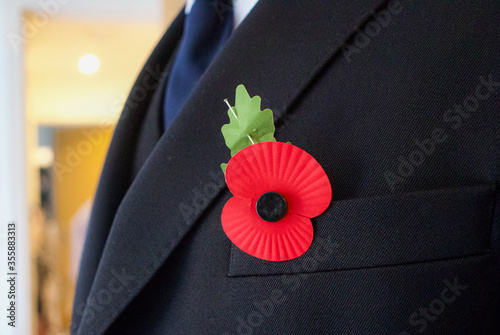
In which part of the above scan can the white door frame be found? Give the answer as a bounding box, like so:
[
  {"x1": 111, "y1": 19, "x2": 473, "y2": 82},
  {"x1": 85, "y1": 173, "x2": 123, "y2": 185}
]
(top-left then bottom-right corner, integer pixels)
[{"x1": 0, "y1": 1, "x2": 32, "y2": 334}]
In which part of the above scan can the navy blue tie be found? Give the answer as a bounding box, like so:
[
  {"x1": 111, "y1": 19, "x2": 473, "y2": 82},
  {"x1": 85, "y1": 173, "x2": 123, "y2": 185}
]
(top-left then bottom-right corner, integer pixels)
[{"x1": 163, "y1": 0, "x2": 233, "y2": 131}]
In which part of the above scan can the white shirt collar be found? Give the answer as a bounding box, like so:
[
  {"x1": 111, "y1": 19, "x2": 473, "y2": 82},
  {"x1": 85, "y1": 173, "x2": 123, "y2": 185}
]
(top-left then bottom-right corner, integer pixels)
[{"x1": 184, "y1": 0, "x2": 259, "y2": 28}]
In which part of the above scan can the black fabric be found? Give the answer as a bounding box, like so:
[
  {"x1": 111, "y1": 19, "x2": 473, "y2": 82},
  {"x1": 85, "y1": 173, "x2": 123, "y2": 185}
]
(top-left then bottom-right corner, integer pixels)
[
  {"x1": 71, "y1": 1, "x2": 500, "y2": 334},
  {"x1": 229, "y1": 184, "x2": 495, "y2": 276}
]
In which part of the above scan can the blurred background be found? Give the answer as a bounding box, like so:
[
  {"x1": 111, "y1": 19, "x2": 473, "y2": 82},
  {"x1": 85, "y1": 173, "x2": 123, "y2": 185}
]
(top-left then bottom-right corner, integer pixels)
[{"x1": 0, "y1": 0, "x2": 184, "y2": 334}]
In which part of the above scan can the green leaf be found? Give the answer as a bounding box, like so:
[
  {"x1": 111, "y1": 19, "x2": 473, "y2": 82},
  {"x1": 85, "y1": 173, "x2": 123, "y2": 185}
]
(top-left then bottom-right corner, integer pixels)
[
  {"x1": 221, "y1": 84, "x2": 276, "y2": 159},
  {"x1": 220, "y1": 163, "x2": 227, "y2": 174}
]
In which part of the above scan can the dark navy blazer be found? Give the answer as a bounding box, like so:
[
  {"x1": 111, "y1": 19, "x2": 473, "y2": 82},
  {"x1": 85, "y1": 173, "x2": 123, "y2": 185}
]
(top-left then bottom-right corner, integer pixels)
[{"x1": 71, "y1": 1, "x2": 500, "y2": 334}]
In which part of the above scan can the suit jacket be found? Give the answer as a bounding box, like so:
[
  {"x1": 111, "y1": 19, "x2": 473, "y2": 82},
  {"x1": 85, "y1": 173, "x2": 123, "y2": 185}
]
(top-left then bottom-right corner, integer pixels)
[{"x1": 71, "y1": 1, "x2": 500, "y2": 334}]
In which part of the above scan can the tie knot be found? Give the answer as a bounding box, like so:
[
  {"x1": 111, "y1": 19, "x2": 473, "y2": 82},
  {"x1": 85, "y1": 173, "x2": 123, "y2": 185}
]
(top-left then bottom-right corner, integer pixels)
[{"x1": 189, "y1": 0, "x2": 233, "y2": 20}]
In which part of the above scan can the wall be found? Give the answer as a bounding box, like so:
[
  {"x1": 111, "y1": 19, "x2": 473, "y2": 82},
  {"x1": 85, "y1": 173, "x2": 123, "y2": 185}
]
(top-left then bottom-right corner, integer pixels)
[{"x1": 52, "y1": 126, "x2": 114, "y2": 328}]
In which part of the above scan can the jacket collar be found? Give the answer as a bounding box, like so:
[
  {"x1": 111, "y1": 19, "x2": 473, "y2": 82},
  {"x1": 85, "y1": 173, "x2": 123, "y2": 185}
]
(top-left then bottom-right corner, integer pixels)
[{"x1": 77, "y1": 0, "x2": 389, "y2": 333}]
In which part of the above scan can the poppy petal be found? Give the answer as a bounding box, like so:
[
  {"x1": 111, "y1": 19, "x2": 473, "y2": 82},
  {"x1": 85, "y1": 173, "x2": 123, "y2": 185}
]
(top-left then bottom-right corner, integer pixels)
[
  {"x1": 221, "y1": 196, "x2": 313, "y2": 261},
  {"x1": 225, "y1": 142, "x2": 332, "y2": 218}
]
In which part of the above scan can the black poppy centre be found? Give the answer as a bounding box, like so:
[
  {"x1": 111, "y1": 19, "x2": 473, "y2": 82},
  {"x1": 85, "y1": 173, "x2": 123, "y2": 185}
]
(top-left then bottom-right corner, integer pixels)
[{"x1": 256, "y1": 192, "x2": 289, "y2": 222}]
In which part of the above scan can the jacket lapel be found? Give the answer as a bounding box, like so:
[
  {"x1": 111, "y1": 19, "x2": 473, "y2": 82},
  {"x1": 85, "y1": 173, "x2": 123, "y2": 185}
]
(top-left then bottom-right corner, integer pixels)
[{"x1": 77, "y1": 0, "x2": 389, "y2": 333}]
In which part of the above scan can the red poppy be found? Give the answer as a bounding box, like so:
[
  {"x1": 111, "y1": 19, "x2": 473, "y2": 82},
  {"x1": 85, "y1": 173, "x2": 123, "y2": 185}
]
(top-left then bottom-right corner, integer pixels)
[{"x1": 221, "y1": 141, "x2": 332, "y2": 261}]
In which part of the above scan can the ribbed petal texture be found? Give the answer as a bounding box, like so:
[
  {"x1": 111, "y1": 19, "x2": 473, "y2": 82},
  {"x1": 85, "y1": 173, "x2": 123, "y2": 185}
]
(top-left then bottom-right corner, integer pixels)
[{"x1": 222, "y1": 142, "x2": 332, "y2": 261}]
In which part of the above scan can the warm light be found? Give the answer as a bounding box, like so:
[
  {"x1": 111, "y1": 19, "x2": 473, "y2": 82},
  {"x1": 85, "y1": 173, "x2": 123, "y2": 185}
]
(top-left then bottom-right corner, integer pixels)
[
  {"x1": 31, "y1": 146, "x2": 54, "y2": 168},
  {"x1": 78, "y1": 54, "x2": 100, "y2": 75}
]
